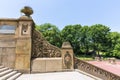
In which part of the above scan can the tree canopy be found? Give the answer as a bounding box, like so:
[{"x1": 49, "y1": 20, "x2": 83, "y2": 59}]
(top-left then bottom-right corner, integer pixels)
[
  {"x1": 36, "y1": 23, "x2": 120, "y2": 58},
  {"x1": 36, "y1": 23, "x2": 62, "y2": 47},
  {"x1": 61, "y1": 24, "x2": 82, "y2": 54}
]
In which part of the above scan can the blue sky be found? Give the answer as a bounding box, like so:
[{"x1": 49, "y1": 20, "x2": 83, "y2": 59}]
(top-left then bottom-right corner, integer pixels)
[{"x1": 0, "y1": 0, "x2": 120, "y2": 32}]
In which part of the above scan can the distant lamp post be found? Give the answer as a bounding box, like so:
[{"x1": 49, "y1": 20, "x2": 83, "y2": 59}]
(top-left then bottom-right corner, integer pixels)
[{"x1": 21, "y1": 6, "x2": 33, "y2": 17}]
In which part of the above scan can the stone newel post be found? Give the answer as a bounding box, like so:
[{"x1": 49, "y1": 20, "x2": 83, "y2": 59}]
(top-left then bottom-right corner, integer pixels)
[
  {"x1": 15, "y1": 16, "x2": 34, "y2": 73},
  {"x1": 61, "y1": 42, "x2": 74, "y2": 70}
]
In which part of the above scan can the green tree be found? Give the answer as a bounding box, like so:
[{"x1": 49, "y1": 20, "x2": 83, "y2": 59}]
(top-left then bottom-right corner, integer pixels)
[
  {"x1": 36, "y1": 23, "x2": 62, "y2": 47},
  {"x1": 90, "y1": 24, "x2": 110, "y2": 55},
  {"x1": 107, "y1": 32, "x2": 120, "y2": 57},
  {"x1": 80, "y1": 26, "x2": 92, "y2": 54},
  {"x1": 113, "y1": 41, "x2": 120, "y2": 58},
  {"x1": 108, "y1": 32, "x2": 120, "y2": 49},
  {"x1": 61, "y1": 24, "x2": 82, "y2": 54}
]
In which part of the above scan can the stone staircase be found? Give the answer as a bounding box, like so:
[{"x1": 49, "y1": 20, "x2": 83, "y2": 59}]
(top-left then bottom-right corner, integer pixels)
[{"x1": 0, "y1": 65, "x2": 22, "y2": 80}]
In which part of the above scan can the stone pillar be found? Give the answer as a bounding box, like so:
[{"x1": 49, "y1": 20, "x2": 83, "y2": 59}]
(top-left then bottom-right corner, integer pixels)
[
  {"x1": 61, "y1": 42, "x2": 74, "y2": 70},
  {"x1": 15, "y1": 16, "x2": 33, "y2": 73}
]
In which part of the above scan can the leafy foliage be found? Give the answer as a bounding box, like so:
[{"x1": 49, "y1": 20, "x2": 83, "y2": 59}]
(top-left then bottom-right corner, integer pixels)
[
  {"x1": 90, "y1": 24, "x2": 110, "y2": 55},
  {"x1": 36, "y1": 23, "x2": 120, "y2": 59},
  {"x1": 61, "y1": 24, "x2": 82, "y2": 54},
  {"x1": 36, "y1": 23, "x2": 62, "y2": 47},
  {"x1": 107, "y1": 32, "x2": 120, "y2": 58}
]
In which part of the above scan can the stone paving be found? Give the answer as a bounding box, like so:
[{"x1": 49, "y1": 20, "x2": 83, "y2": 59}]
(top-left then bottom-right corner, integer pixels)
[
  {"x1": 16, "y1": 71, "x2": 100, "y2": 80},
  {"x1": 88, "y1": 60, "x2": 120, "y2": 76}
]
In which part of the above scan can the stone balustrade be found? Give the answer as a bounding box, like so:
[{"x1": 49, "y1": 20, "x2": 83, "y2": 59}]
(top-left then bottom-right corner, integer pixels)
[
  {"x1": 74, "y1": 58, "x2": 120, "y2": 80},
  {"x1": 108, "y1": 57, "x2": 116, "y2": 64}
]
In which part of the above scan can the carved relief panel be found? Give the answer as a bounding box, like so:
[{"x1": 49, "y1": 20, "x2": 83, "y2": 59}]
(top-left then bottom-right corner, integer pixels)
[
  {"x1": 18, "y1": 22, "x2": 32, "y2": 37},
  {"x1": 61, "y1": 42, "x2": 74, "y2": 69},
  {"x1": 64, "y1": 51, "x2": 72, "y2": 69},
  {"x1": 21, "y1": 24, "x2": 29, "y2": 35}
]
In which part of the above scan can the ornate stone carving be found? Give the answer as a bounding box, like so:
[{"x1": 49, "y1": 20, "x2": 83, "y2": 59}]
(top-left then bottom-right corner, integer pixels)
[
  {"x1": 64, "y1": 51, "x2": 72, "y2": 69},
  {"x1": 21, "y1": 24, "x2": 28, "y2": 35},
  {"x1": 32, "y1": 30, "x2": 61, "y2": 58},
  {"x1": 61, "y1": 42, "x2": 74, "y2": 69},
  {"x1": 74, "y1": 58, "x2": 120, "y2": 80}
]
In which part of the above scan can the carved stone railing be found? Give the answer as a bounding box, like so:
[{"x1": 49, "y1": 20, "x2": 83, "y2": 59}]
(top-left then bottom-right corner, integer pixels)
[
  {"x1": 32, "y1": 30, "x2": 61, "y2": 58},
  {"x1": 74, "y1": 58, "x2": 120, "y2": 80}
]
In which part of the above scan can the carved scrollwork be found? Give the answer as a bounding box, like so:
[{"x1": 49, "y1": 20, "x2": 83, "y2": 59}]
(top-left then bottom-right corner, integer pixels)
[{"x1": 32, "y1": 30, "x2": 61, "y2": 58}]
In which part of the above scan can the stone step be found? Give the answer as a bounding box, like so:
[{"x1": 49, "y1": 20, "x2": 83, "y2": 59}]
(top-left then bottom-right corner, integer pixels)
[
  {"x1": 0, "y1": 67, "x2": 9, "y2": 72},
  {"x1": 0, "y1": 65, "x2": 22, "y2": 80},
  {"x1": 0, "y1": 69, "x2": 13, "y2": 77},
  {"x1": 0, "y1": 71, "x2": 17, "y2": 80},
  {"x1": 0, "y1": 66, "x2": 4, "y2": 69},
  {"x1": 7, "y1": 73, "x2": 22, "y2": 80}
]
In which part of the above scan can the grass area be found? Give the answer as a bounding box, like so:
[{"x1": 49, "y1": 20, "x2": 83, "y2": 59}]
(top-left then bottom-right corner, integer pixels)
[
  {"x1": 76, "y1": 55, "x2": 94, "y2": 61},
  {"x1": 76, "y1": 51, "x2": 120, "y2": 61},
  {"x1": 76, "y1": 54, "x2": 117, "y2": 61}
]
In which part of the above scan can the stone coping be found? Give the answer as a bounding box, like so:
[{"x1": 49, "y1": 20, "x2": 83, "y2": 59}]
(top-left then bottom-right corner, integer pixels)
[
  {"x1": 75, "y1": 69, "x2": 102, "y2": 80},
  {"x1": 0, "y1": 17, "x2": 33, "y2": 21},
  {"x1": 0, "y1": 18, "x2": 18, "y2": 21},
  {"x1": 32, "y1": 58, "x2": 62, "y2": 60}
]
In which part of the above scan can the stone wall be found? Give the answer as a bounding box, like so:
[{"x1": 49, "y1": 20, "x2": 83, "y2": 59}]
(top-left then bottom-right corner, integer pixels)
[
  {"x1": 31, "y1": 58, "x2": 62, "y2": 73},
  {"x1": 0, "y1": 39, "x2": 16, "y2": 68},
  {"x1": 31, "y1": 27, "x2": 63, "y2": 73},
  {"x1": 0, "y1": 16, "x2": 33, "y2": 73},
  {"x1": 0, "y1": 16, "x2": 63, "y2": 73},
  {"x1": 0, "y1": 19, "x2": 17, "y2": 68},
  {"x1": 0, "y1": 16, "x2": 74, "y2": 73}
]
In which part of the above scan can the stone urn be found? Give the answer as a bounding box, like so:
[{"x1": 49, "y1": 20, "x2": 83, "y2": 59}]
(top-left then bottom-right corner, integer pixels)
[{"x1": 21, "y1": 6, "x2": 33, "y2": 17}]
